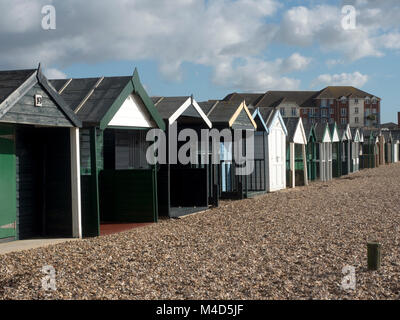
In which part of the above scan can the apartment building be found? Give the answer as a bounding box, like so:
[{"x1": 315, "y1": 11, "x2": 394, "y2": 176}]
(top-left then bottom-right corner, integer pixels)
[{"x1": 223, "y1": 86, "x2": 381, "y2": 127}]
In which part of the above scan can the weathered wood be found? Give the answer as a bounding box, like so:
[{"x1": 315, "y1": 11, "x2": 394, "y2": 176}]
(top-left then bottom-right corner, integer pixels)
[
  {"x1": 70, "y1": 128, "x2": 82, "y2": 238},
  {"x1": 290, "y1": 142, "x2": 295, "y2": 188},
  {"x1": 302, "y1": 144, "x2": 308, "y2": 186}
]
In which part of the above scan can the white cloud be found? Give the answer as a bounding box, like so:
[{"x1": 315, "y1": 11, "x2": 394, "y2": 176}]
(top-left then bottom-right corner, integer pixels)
[
  {"x1": 0, "y1": 0, "x2": 285, "y2": 91},
  {"x1": 312, "y1": 71, "x2": 369, "y2": 88},
  {"x1": 213, "y1": 55, "x2": 309, "y2": 92},
  {"x1": 44, "y1": 68, "x2": 67, "y2": 79},
  {"x1": 275, "y1": 2, "x2": 400, "y2": 62}
]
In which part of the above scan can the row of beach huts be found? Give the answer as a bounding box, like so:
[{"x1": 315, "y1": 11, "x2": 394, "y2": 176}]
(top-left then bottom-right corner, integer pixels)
[{"x1": 0, "y1": 66, "x2": 398, "y2": 242}]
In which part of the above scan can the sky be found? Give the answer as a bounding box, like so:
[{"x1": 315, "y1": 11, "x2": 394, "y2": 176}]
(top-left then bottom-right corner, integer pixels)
[{"x1": 1, "y1": 0, "x2": 399, "y2": 123}]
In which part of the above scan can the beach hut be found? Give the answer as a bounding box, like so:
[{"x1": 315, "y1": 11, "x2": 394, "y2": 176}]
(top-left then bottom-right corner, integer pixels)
[
  {"x1": 350, "y1": 128, "x2": 361, "y2": 172},
  {"x1": 338, "y1": 124, "x2": 352, "y2": 175},
  {"x1": 314, "y1": 123, "x2": 333, "y2": 182},
  {"x1": 283, "y1": 118, "x2": 308, "y2": 188},
  {"x1": 377, "y1": 130, "x2": 386, "y2": 166},
  {"x1": 393, "y1": 132, "x2": 400, "y2": 163},
  {"x1": 303, "y1": 123, "x2": 317, "y2": 181},
  {"x1": 329, "y1": 123, "x2": 341, "y2": 178},
  {"x1": 259, "y1": 108, "x2": 288, "y2": 192},
  {"x1": 151, "y1": 96, "x2": 212, "y2": 218},
  {"x1": 382, "y1": 130, "x2": 392, "y2": 164},
  {"x1": 361, "y1": 130, "x2": 379, "y2": 168},
  {"x1": 0, "y1": 66, "x2": 82, "y2": 241},
  {"x1": 51, "y1": 69, "x2": 165, "y2": 237},
  {"x1": 199, "y1": 100, "x2": 257, "y2": 199},
  {"x1": 249, "y1": 108, "x2": 269, "y2": 196}
]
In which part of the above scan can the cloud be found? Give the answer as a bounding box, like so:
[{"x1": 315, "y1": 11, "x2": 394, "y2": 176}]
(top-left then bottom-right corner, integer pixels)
[
  {"x1": 0, "y1": 0, "x2": 285, "y2": 91},
  {"x1": 212, "y1": 53, "x2": 312, "y2": 92},
  {"x1": 275, "y1": 2, "x2": 400, "y2": 62},
  {"x1": 43, "y1": 68, "x2": 67, "y2": 79},
  {"x1": 311, "y1": 71, "x2": 369, "y2": 88}
]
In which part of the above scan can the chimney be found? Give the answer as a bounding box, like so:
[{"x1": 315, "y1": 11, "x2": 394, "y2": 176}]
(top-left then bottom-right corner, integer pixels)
[{"x1": 398, "y1": 112, "x2": 400, "y2": 128}]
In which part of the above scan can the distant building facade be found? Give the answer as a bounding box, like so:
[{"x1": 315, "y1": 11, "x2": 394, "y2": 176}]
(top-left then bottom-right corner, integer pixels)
[{"x1": 223, "y1": 86, "x2": 381, "y2": 127}]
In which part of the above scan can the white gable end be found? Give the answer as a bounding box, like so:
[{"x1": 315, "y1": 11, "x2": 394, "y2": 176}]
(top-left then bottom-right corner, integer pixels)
[
  {"x1": 331, "y1": 128, "x2": 340, "y2": 142},
  {"x1": 108, "y1": 94, "x2": 156, "y2": 128},
  {"x1": 293, "y1": 121, "x2": 307, "y2": 144}
]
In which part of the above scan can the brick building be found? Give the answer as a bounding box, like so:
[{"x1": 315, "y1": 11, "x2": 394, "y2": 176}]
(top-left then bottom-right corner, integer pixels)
[{"x1": 223, "y1": 86, "x2": 381, "y2": 127}]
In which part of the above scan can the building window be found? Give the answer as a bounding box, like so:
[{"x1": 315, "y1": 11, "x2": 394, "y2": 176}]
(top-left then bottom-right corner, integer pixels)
[
  {"x1": 340, "y1": 97, "x2": 347, "y2": 104},
  {"x1": 341, "y1": 118, "x2": 346, "y2": 125},
  {"x1": 330, "y1": 108, "x2": 334, "y2": 114},
  {"x1": 372, "y1": 97, "x2": 377, "y2": 104},
  {"x1": 329, "y1": 99, "x2": 334, "y2": 105},
  {"x1": 292, "y1": 108, "x2": 297, "y2": 116},
  {"x1": 365, "y1": 97, "x2": 370, "y2": 104},
  {"x1": 355, "y1": 107, "x2": 359, "y2": 114},
  {"x1": 303, "y1": 117, "x2": 308, "y2": 125},
  {"x1": 355, "y1": 99, "x2": 359, "y2": 104},
  {"x1": 341, "y1": 108, "x2": 347, "y2": 116},
  {"x1": 329, "y1": 118, "x2": 334, "y2": 124},
  {"x1": 355, "y1": 117, "x2": 359, "y2": 124},
  {"x1": 280, "y1": 108, "x2": 285, "y2": 116},
  {"x1": 321, "y1": 99, "x2": 327, "y2": 107},
  {"x1": 321, "y1": 109, "x2": 327, "y2": 117}
]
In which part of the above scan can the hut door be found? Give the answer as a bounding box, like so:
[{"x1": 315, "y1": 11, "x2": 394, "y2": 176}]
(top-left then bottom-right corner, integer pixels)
[
  {"x1": 0, "y1": 125, "x2": 17, "y2": 239},
  {"x1": 270, "y1": 127, "x2": 285, "y2": 191}
]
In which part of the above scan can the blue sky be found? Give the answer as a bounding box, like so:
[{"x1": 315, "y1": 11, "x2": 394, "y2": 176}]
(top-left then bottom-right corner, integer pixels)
[{"x1": 1, "y1": 0, "x2": 399, "y2": 123}]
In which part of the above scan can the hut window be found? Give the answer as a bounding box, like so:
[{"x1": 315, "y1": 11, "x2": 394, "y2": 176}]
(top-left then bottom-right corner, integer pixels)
[{"x1": 115, "y1": 131, "x2": 150, "y2": 170}]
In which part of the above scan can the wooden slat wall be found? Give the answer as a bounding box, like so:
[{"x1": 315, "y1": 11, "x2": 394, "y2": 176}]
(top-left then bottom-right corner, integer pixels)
[
  {"x1": 1, "y1": 84, "x2": 73, "y2": 127},
  {"x1": 99, "y1": 169, "x2": 157, "y2": 223}
]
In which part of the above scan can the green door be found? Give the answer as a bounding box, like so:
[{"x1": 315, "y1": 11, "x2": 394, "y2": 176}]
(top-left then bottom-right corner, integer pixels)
[{"x1": 0, "y1": 124, "x2": 17, "y2": 240}]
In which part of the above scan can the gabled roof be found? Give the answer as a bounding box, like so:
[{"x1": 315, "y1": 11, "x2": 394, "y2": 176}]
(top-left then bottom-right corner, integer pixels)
[
  {"x1": 314, "y1": 123, "x2": 331, "y2": 143},
  {"x1": 303, "y1": 123, "x2": 316, "y2": 141},
  {"x1": 223, "y1": 92, "x2": 264, "y2": 107},
  {"x1": 262, "y1": 109, "x2": 288, "y2": 136},
  {"x1": 350, "y1": 127, "x2": 361, "y2": 142},
  {"x1": 0, "y1": 66, "x2": 81, "y2": 127},
  {"x1": 338, "y1": 124, "x2": 352, "y2": 141},
  {"x1": 316, "y1": 86, "x2": 380, "y2": 100},
  {"x1": 329, "y1": 123, "x2": 340, "y2": 142},
  {"x1": 255, "y1": 91, "x2": 319, "y2": 108},
  {"x1": 200, "y1": 100, "x2": 257, "y2": 129},
  {"x1": 283, "y1": 117, "x2": 307, "y2": 144},
  {"x1": 152, "y1": 96, "x2": 212, "y2": 128},
  {"x1": 252, "y1": 108, "x2": 268, "y2": 132},
  {"x1": 50, "y1": 68, "x2": 165, "y2": 130}
]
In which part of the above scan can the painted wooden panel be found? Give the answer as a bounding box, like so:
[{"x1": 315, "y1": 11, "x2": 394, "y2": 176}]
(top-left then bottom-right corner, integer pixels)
[
  {"x1": 231, "y1": 108, "x2": 254, "y2": 130},
  {"x1": 99, "y1": 169, "x2": 157, "y2": 223},
  {"x1": 268, "y1": 126, "x2": 286, "y2": 192},
  {"x1": 108, "y1": 94, "x2": 156, "y2": 128},
  {"x1": 0, "y1": 124, "x2": 16, "y2": 240},
  {"x1": 1, "y1": 84, "x2": 73, "y2": 127}
]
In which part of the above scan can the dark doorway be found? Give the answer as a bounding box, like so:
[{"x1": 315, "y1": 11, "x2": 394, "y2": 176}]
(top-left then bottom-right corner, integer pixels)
[{"x1": 16, "y1": 126, "x2": 72, "y2": 239}]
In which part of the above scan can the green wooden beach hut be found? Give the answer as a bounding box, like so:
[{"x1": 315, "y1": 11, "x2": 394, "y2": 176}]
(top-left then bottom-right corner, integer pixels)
[
  {"x1": 0, "y1": 66, "x2": 82, "y2": 241},
  {"x1": 51, "y1": 69, "x2": 165, "y2": 237}
]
